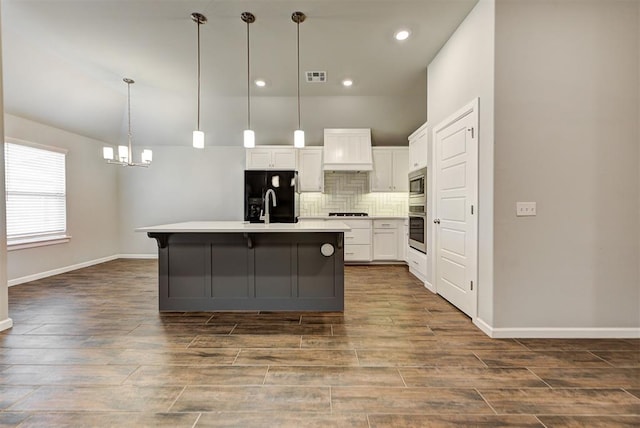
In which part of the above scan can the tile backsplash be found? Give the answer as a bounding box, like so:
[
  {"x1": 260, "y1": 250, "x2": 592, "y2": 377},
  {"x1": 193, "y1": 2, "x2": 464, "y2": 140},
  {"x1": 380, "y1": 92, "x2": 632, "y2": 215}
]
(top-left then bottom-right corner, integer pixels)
[{"x1": 299, "y1": 172, "x2": 408, "y2": 216}]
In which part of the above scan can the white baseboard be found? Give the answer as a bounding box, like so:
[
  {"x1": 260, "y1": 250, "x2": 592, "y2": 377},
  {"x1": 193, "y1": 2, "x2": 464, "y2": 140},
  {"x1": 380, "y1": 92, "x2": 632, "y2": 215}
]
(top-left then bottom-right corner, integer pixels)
[
  {"x1": 424, "y1": 280, "x2": 436, "y2": 293},
  {"x1": 473, "y1": 317, "x2": 494, "y2": 337},
  {"x1": 0, "y1": 318, "x2": 13, "y2": 332},
  {"x1": 118, "y1": 254, "x2": 158, "y2": 259},
  {"x1": 473, "y1": 318, "x2": 640, "y2": 338},
  {"x1": 8, "y1": 255, "x2": 119, "y2": 286}
]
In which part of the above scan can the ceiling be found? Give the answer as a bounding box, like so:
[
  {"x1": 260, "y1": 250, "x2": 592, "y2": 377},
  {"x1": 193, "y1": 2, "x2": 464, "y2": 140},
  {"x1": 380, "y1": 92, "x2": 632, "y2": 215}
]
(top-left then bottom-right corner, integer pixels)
[{"x1": 1, "y1": 0, "x2": 478, "y2": 148}]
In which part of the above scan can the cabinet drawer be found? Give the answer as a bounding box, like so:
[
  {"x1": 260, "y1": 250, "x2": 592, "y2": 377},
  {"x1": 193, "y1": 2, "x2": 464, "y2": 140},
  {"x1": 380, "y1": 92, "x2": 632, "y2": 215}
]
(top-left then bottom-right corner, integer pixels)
[
  {"x1": 345, "y1": 244, "x2": 371, "y2": 262},
  {"x1": 408, "y1": 248, "x2": 427, "y2": 276},
  {"x1": 373, "y1": 219, "x2": 398, "y2": 229},
  {"x1": 341, "y1": 219, "x2": 371, "y2": 229},
  {"x1": 345, "y1": 228, "x2": 371, "y2": 245}
]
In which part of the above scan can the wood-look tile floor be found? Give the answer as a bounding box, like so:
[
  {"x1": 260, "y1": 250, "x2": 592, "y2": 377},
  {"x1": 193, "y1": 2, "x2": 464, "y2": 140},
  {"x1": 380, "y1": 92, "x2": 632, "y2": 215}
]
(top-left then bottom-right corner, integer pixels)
[{"x1": 1, "y1": 259, "x2": 639, "y2": 427}]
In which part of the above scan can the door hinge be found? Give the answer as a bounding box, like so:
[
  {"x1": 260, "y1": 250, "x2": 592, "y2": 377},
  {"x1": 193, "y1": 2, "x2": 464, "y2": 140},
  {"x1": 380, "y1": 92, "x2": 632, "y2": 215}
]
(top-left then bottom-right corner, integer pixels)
[
  {"x1": 470, "y1": 280, "x2": 473, "y2": 291},
  {"x1": 468, "y1": 127, "x2": 475, "y2": 138},
  {"x1": 471, "y1": 205, "x2": 474, "y2": 215}
]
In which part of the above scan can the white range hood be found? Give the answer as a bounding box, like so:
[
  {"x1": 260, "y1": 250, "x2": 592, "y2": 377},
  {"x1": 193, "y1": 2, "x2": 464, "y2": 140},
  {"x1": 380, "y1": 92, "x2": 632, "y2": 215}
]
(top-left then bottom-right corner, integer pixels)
[{"x1": 323, "y1": 128, "x2": 373, "y2": 171}]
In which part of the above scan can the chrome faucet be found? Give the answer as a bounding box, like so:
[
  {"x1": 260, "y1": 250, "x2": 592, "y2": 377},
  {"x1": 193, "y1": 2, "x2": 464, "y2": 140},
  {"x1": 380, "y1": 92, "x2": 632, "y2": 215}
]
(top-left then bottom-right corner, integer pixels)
[{"x1": 260, "y1": 189, "x2": 277, "y2": 224}]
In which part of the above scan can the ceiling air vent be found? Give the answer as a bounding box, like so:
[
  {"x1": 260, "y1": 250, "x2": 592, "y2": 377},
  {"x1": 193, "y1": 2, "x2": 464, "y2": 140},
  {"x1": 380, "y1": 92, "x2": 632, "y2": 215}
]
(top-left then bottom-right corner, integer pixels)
[{"x1": 305, "y1": 71, "x2": 327, "y2": 83}]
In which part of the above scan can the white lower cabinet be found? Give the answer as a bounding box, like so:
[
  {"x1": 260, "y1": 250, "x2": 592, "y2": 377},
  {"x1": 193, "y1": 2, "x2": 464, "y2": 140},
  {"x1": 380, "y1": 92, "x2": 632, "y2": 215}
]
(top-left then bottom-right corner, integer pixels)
[
  {"x1": 372, "y1": 219, "x2": 401, "y2": 260},
  {"x1": 408, "y1": 247, "x2": 428, "y2": 281},
  {"x1": 300, "y1": 218, "x2": 408, "y2": 263},
  {"x1": 402, "y1": 218, "x2": 409, "y2": 263},
  {"x1": 341, "y1": 219, "x2": 372, "y2": 262},
  {"x1": 321, "y1": 218, "x2": 372, "y2": 262}
]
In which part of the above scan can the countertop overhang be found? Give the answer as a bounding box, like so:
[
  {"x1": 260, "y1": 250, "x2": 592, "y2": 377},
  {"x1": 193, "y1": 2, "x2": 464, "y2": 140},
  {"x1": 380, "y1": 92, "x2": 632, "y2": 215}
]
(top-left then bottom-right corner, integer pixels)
[{"x1": 136, "y1": 220, "x2": 351, "y2": 233}]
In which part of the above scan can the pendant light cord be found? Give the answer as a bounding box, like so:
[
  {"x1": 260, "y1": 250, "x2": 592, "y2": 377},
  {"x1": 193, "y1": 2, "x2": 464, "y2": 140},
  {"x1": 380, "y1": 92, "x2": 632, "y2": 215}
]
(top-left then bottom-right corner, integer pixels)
[
  {"x1": 196, "y1": 19, "x2": 201, "y2": 131},
  {"x1": 296, "y1": 20, "x2": 301, "y2": 129},
  {"x1": 246, "y1": 20, "x2": 251, "y2": 129}
]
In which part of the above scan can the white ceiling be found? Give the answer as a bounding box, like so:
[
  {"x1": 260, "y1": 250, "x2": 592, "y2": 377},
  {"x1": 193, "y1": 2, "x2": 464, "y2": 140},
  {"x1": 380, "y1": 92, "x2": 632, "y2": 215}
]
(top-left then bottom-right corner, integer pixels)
[{"x1": 1, "y1": 0, "x2": 478, "y2": 147}]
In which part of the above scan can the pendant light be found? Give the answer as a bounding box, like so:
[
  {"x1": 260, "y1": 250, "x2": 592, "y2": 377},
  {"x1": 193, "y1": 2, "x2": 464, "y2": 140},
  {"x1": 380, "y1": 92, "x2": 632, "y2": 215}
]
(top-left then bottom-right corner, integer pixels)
[
  {"x1": 241, "y1": 12, "x2": 256, "y2": 148},
  {"x1": 103, "y1": 78, "x2": 152, "y2": 167},
  {"x1": 292, "y1": 11, "x2": 306, "y2": 148},
  {"x1": 191, "y1": 12, "x2": 207, "y2": 149}
]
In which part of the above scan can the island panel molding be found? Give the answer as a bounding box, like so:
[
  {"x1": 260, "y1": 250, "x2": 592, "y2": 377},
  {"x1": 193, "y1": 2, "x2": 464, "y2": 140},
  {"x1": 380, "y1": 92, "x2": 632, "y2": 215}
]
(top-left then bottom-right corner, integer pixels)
[{"x1": 138, "y1": 221, "x2": 349, "y2": 312}]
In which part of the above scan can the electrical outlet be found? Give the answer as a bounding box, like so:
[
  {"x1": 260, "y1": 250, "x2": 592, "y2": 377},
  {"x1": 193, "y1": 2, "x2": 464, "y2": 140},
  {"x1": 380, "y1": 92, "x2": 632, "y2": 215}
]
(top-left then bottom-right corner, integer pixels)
[{"x1": 516, "y1": 202, "x2": 536, "y2": 216}]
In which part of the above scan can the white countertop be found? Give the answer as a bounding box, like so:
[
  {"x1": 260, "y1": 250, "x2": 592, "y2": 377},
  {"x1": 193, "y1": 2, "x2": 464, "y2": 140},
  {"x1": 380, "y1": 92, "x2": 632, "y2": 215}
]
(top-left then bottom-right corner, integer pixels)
[{"x1": 136, "y1": 221, "x2": 351, "y2": 233}]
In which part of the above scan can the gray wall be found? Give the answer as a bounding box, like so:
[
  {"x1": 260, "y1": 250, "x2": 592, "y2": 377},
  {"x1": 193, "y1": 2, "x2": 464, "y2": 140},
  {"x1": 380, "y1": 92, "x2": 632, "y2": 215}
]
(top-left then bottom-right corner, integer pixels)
[
  {"x1": 0, "y1": 8, "x2": 10, "y2": 329},
  {"x1": 4, "y1": 115, "x2": 120, "y2": 282},
  {"x1": 117, "y1": 146, "x2": 246, "y2": 255},
  {"x1": 427, "y1": 0, "x2": 496, "y2": 324},
  {"x1": 493, "y1": 0, "x2": 640, "y2": 328}
]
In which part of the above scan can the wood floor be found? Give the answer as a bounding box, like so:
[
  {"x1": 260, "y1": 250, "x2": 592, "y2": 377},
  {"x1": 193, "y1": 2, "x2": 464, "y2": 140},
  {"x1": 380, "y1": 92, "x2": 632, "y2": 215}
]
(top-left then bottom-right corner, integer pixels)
[{"x1": 1, "y1": 259, "x2": 639, "y2": 427}]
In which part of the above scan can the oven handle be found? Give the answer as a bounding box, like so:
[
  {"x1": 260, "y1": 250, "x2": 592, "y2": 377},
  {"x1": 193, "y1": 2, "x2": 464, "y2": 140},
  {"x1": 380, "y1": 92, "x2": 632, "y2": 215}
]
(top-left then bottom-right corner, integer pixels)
[{"x1": 408, "y1": 212, "x2": 426, "y2": 218}]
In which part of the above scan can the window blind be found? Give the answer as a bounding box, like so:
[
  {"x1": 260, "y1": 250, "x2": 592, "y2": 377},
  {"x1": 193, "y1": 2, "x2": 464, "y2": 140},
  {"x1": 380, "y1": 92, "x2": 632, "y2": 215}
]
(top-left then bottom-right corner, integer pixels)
[{"x1": 4, "y1": 142, "x2": 67, "y2": 243}]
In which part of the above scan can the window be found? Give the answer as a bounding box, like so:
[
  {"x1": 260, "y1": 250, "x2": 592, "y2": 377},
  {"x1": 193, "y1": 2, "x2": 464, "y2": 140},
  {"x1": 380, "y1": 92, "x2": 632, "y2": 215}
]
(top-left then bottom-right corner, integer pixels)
[{"x1": 4, "y1": 139, "x2": 68, "y2": 248}]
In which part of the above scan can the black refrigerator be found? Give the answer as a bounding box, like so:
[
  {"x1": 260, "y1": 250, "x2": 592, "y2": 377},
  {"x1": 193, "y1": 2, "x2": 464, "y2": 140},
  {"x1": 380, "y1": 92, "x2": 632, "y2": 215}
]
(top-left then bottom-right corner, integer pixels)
[{"x1": 244, "y1": 170, "x2": 299, "y2": 223}]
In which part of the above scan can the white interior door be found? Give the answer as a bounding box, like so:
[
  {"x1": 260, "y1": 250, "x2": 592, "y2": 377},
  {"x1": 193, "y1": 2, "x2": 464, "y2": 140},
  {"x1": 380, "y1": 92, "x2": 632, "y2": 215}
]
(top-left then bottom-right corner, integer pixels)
[{"x1": 433, "y1": 99, "x2": 478, "y2": 318}]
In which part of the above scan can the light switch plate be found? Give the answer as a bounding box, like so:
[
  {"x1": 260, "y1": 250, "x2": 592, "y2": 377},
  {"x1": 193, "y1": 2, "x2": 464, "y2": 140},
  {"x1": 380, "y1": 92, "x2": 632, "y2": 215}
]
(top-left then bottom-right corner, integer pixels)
[{"x1": 516, "y1": 202, "x2": 536, "y2": 216}]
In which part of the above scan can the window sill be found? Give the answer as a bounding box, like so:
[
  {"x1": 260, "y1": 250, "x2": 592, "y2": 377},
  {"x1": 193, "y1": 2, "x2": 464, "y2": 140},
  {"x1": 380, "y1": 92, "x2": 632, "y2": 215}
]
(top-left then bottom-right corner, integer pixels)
[{"x1": 7, "y1": 236, "x2": 71, "y2": 251}]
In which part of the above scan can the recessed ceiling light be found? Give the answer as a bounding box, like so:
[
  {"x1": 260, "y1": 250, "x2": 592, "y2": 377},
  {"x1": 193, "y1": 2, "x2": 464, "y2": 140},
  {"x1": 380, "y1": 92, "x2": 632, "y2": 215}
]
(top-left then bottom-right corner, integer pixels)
[
  {"x1": 342, "y1": 79, "x2": 353, "y2": 87},
  {"x1": 254, "y1": 79, "x2": 266, "y2": 87},
  {"x1": 394, "y1": 30, "x2": 410, "y2": 41}
]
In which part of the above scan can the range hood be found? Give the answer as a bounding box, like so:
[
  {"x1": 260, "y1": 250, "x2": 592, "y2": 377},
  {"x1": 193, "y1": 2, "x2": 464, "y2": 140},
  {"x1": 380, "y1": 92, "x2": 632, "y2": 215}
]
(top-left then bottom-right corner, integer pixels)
[{"x1": 323, "y1": 128, "x2": 373, "y2": 171}]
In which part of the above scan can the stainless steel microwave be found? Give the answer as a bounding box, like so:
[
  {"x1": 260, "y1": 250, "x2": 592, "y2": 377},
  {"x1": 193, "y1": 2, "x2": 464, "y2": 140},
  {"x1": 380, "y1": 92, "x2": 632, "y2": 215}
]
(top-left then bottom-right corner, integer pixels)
[{"x1": 409, "y1": 167, "x2": 427, "y2": 210}]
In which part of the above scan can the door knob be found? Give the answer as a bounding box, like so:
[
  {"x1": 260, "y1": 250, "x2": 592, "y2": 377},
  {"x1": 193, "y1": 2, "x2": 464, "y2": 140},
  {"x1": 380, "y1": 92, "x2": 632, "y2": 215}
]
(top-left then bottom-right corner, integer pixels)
[{"x1": 434, "y1": 219, "x2": 441, "y2": 224}]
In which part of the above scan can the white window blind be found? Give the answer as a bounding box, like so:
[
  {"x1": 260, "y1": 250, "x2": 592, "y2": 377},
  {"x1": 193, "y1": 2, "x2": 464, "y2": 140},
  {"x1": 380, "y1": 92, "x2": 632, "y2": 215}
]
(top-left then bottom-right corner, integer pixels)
[{"x1": 4, "y1": 141, "x2": 67, "y2": 244}]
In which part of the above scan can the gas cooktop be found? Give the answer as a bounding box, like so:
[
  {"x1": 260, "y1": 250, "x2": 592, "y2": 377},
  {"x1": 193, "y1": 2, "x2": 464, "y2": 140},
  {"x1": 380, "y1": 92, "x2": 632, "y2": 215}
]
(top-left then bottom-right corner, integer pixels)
[{"x1": 328, "y1": 212, "x2": 369, "y2": 217}]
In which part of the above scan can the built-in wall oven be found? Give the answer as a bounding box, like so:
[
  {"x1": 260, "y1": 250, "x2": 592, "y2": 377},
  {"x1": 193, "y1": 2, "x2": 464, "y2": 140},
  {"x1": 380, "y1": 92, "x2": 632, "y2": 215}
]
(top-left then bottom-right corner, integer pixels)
[{"x1": 408, "y1": 167, "x2": 427, "y2": 253}]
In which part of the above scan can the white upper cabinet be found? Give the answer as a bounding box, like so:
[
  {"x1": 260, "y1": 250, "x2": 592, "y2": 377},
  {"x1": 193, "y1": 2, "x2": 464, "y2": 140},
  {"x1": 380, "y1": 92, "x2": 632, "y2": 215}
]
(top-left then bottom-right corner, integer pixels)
[
  {"x1": 371, "y1": 147, "x2": 409, "y2": 192},
  {"x1": 408, "y1": 122, "x2": 428, "y2": 172},
  {"x1": 246, "y1": 146, "x2": 297, "y2": 170},
  {"x1": 297, "y1": 147, "x2": 324, "y2": 192},
  {"x1": 323, "y1": 128, "x2": 373, "y2": 171}
]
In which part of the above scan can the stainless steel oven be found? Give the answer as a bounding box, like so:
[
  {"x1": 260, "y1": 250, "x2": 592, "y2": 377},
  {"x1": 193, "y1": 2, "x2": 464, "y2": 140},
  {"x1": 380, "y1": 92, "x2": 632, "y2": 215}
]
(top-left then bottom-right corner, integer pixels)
[
  {"x1": 408, "y1": 167, "x2": 427, "y2": 253},
  {"x1": 408, "y1": 212, "x2": 427, "y2": 253}
]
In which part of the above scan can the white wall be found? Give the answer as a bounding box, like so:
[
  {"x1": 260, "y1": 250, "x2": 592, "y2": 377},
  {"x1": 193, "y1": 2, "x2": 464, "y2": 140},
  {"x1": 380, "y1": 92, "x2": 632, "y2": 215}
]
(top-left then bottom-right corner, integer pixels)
[
  {"x1": 118, "y1": 146, "x2": 246, "y2": 255},
  {"x1": 0, "y1": 8, "x2": 12, "y2": 331},
  {"x1": 4, "y1": 115, "x2": 119, "y2": 283},
  {"x1": 427, "y1": 0, "x2": 496, "y2": 324},
  {"x1": 493, "y1": 0, "x2": 640, "y2": 331}
]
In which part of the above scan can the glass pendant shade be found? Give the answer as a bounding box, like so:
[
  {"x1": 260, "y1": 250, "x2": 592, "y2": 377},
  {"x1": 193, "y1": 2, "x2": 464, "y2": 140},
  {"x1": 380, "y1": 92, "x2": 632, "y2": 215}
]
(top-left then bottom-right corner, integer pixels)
[
  {"x1": 118, "y1": 145, "x2": 129, "y2": 162},
  {"x1": 141, "y1": 149, "x2": 153, "y2": 164},
  {"x1": 294, "y1": 129, "x2": 305, "y2": 148},
  {"x1": 102, "y1": 146, "x2": 114, "y2": 160},
  {"x1": 193, "y1": 130, "x2": 204, "y2": 149},
  {"x1": 243, "y1": 129, "x2": 255, "y2": 148}
]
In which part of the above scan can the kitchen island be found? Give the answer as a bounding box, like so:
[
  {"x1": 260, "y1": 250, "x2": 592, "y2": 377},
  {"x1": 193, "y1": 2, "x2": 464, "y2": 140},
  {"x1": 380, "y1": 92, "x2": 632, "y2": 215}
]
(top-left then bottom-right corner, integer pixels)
[{"x1": 136, "y1": 221, "x2": 350, "y2": 312}]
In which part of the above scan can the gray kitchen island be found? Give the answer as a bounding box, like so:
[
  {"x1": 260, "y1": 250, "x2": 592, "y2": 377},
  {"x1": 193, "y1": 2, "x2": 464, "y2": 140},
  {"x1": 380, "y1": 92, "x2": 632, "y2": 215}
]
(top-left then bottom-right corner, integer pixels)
[{"x1": 137, "y1": 221, "x2": 350, "y2": 312}]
